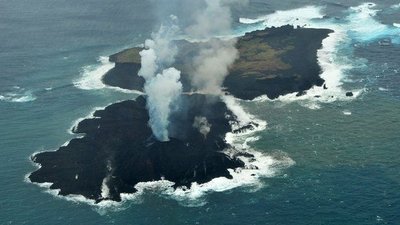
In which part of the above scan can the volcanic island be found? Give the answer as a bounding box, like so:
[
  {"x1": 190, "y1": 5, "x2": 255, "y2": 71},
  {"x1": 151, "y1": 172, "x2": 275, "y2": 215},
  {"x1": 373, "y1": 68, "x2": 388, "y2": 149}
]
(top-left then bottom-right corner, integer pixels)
[{"x1": 29, "y1": 25, "x2": 333, "y2": 203}]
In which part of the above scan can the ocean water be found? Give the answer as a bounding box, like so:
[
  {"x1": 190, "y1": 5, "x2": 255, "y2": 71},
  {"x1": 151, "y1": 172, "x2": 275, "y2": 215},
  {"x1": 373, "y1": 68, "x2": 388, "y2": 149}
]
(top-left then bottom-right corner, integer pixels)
[{"x1": 1, "y1": 0, "x2": 400, "y2": 224}]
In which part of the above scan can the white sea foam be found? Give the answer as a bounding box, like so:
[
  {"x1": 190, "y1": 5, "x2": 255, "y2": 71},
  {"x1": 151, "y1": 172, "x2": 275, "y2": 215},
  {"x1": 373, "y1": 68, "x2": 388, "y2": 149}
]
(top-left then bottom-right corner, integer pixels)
[
  {"x1": 107, "y1": 86, "x2": 144, "y2": 95},
  {"x1": 118, "y1": 148, "x2": 290, "y2": 208},
  {"x1": 74, "y1": 56, "x2": 113, "y2": 90},
  {"x1": 0, "y1": 88, "x2": 36, "y2": 103},
  {"x1": 346, "y1": 3, "x2": 400, "y2": 42},
  {"x1": 391, "y1": 3, "x2": 400, "y2": 9},
  {"x1": 73, "y1": 56, "x2": 144, "y2": 94},
  {"x1": 68, "y1": 106, "x2": 103, "y2": 135},
  {"x1": 27, "y1": 177, "x2": 123, "y2": 213},
  {"x1": 239, "y1": 6, "x2": 324, "y2": 28},
  {"x1": 378, "y1": 87, "x2": 389, "y2": 91},
  {"x1": 342, "y1": 110, "x2": 352, "y2": 115},
  {"x1": 394, "y1": 23, "x2": 400, "y2": 28}
]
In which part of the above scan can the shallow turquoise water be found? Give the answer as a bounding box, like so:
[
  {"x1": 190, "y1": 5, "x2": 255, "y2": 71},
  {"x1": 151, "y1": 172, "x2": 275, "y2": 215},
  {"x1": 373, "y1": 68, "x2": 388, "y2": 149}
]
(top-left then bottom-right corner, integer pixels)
[{"x1": 1, "y1": 0, "x2": 399, "y2": 224}]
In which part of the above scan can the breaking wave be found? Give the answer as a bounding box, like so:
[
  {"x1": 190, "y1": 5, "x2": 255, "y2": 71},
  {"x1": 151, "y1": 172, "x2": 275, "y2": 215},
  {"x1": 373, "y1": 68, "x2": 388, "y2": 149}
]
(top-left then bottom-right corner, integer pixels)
[
  {"x1": 239, "y1": 5, "x2": 324, "y2": 28},
  {"x1": 73, "y1": 56, "x2": 112, "y2": 90},
  {"x1": 0, "y1": 86, "x2": 36, "y2": 103},
  {"x1": 390, "y1": 3, "x2": 400, "y2": 9},
  {"x1": 73, "y1": 56, "x2": 144, "y2": 95}
]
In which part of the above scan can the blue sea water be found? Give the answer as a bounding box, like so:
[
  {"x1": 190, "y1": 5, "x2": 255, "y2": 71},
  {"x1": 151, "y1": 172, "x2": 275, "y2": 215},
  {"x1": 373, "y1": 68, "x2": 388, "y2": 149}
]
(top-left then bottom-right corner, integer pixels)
[{"x1": 1, "y1": 0, "x2": 400, "y2": 224}]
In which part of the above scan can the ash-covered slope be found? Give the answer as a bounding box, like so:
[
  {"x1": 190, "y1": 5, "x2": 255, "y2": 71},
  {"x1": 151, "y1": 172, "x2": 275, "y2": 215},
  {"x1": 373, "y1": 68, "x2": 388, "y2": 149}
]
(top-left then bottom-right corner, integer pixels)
[
  {"x1": 103, "y1": 25, "x2": 332, "y2": 100},
  {"x1": 29, "y1": 95, "x2": 254, "y2": 203}
]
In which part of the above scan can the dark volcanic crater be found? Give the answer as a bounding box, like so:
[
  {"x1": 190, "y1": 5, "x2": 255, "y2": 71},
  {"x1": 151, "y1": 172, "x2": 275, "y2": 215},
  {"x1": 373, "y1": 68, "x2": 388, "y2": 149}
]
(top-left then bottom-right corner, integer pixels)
[{"x1": 29, "y1": 95, "x2": 256, "y2": 203}]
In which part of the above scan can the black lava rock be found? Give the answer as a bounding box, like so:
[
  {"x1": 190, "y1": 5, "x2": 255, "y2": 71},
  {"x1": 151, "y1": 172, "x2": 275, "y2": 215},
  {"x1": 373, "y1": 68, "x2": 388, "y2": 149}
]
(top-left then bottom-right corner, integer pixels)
[{"x1": 29, "y1": 95, "x2": 248, "y2": 203}]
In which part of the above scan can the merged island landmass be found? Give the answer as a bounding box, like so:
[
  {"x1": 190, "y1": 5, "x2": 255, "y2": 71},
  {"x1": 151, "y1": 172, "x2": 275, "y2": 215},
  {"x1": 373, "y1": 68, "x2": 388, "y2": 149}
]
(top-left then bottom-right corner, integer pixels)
[{"x1": 29, "y1": 25, "x2": 333, "y2": 203}]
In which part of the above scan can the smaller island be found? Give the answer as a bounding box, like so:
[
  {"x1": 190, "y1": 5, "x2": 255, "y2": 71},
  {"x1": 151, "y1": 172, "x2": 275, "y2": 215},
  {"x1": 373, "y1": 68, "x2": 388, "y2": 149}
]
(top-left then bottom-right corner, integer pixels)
[
  {"x1": 103, "y1": 25, "x2": 333, "y2": 100},
  {"x1": 29, "y1": 95, "x2": 258, "y2": 203}
]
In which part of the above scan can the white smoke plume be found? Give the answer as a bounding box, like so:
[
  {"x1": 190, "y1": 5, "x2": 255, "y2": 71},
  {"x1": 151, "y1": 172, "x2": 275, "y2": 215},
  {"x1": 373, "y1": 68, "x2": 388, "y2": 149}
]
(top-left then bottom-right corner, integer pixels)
[
  {"x1": 138, "y1": 19, "x2": 183, "y2": 142},
  {"x1": 191, "y1": 39, "x2": 238, "y2": 94},
  {"x1": 145, "y1": 68, "x2": 182, "y2": 141},
  {"x1": 193, "y1": 116, "x2": 212, "y2": 138},
  {"x1": 185, "y1": 0, "x2": 245, "y2": 38},
  {"x1": 185, "y1": 0, "x2": 242, "y2": 95}
]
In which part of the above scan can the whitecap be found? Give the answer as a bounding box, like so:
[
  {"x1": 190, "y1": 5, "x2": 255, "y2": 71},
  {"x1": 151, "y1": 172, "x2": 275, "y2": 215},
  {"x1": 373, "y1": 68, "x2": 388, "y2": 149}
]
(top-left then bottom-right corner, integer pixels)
[
  {"x1": 69, "y1": 107, "x2": 102, "y2": 135},
  {"x1": 0, "y1": 89, "x2": 36, "y2": 103},
  {"x1": 73, "y1": 56, "x2": 145, "y2": 94},
  {"x1": 239, "y1": 5, "x2": 325, "y2": 28},
  {"x1": 342, "y1": 110, "x2": 352, "y2": 115},
  {"x1": 73, "y1": 56, "x2": 114, "y2": 90},
  {"x1": 378, "y1": 87, "x2": 389, "y2": 91},
  {"x1": 391, "y1": 3, "x2": 400, "y2": 9},
  {"x1": 345, "y1": 3, "x2": 400, "y2": 42},
  {"x1": 105, "y1": 86, "x2": 144, "y2": 95}
]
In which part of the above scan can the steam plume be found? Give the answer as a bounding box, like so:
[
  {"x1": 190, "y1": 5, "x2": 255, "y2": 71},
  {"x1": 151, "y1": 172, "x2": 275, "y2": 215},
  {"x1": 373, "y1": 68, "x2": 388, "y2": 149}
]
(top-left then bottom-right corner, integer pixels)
[
  {"x1": 191, "y1": 39, "x2": 238, "y2": 94},
  {"x1": 186, "y1": 0, "x2": 242, "y2": 94},
  {"x1": 138, "y1": 20, "x2": 182, "y2": 142},
  {"x1": 145, "y1": 68, "x2": 182, "y2": 141},
  {"x1": 193, "y1": 116, "x2": 212, "y2": 138}
]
